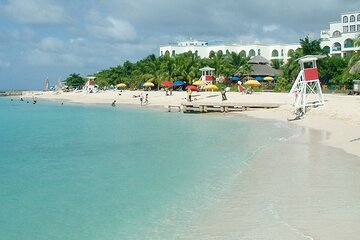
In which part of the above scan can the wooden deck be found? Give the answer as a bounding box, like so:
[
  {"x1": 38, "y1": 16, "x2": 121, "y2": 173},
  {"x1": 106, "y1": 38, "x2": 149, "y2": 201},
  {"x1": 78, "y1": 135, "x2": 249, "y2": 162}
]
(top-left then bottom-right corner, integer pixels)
[{"x1": 179, "y1": 102, "x2": 280, "y2": 113}]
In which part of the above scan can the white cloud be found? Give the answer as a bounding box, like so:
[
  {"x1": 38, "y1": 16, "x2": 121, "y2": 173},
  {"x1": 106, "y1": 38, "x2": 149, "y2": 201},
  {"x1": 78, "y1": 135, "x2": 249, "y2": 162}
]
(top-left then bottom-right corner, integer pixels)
[
  {"x1": 25, "y1": 48, "x2": 82, "y2": 67},
  {"x1": 86, "y1": 11, "x2": 137, "y2": 42},
  {"x1": 0, "y1": 0, "x2": 68, "y2": 24},
  {"x1": 263, "y1": 24, "x2": 280, "y2": 32}
]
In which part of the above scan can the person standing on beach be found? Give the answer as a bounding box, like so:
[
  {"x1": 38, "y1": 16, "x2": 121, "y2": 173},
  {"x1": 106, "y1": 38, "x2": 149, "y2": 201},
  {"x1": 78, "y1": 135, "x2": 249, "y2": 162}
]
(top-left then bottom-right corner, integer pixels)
[
  {"x1": 112, "y1": 100, "x2": 116, "y2": 107},
  {"x1": 140, "y1": 93, "x2": 144, "y2": 106},
  {"x1": 221, "y1": 88, "x2": 227, "y2": 101},
  {"x1": 188, "y1": 89, "x2": 192, "y2": 102}
]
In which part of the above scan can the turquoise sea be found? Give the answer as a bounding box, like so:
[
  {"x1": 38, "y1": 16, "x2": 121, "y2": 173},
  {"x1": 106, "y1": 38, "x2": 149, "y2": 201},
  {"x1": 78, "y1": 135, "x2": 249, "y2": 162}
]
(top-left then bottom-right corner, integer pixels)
[{"x1": 0, "y1": 97, "x2": 293, "y2": 239}]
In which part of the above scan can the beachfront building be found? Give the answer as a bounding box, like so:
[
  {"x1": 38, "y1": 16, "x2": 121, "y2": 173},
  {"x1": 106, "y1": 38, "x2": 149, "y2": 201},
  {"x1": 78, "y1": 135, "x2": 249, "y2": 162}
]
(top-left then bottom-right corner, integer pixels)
[
  {"x1": 160, "y1": 40, "x2": 300, "y2": 62},
  {"x1": 320, "y1": 11, "x2": 360, "y2": 58}
]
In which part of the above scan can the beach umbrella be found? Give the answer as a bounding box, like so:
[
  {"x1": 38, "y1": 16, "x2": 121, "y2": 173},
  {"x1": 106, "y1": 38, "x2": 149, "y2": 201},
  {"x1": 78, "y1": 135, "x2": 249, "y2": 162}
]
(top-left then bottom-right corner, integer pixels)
[
  {"x1": 203, "y1": 85, "x2": 218, "y2": 91},
  {"x1": 231, "y1": 76, "x2": 240, "y2": 81},
  {"x1": 161, "y1": 81, "x2": 173, "y2": 87},
  {"x1": 244, "y1": 80, "x2": 261, "y2": 87},
  {"x1": 116, "y1": 83, "x2": 126, "y2": 88},
  {"x1": 143, "y1": 82, "x2": 154, "y2": 87},
  {"x1": 193, "y1": 80, "x2": 205, "y2": 86},
  {"x1": 173, "y1": 80, "x2": 185, "y2": 86},
  {"x1": 264, "y1": 76, "x2": 274, "y2": 81},
  {"x1": 186, "y1": 85, "x2": 199, "y2": 91}
]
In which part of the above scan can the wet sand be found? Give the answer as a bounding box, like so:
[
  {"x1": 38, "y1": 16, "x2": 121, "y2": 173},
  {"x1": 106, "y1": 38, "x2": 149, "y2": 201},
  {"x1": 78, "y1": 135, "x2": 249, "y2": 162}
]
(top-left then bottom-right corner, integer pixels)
[{"x1": 186, "y1": 126, "x2": 360, "y2": 239}]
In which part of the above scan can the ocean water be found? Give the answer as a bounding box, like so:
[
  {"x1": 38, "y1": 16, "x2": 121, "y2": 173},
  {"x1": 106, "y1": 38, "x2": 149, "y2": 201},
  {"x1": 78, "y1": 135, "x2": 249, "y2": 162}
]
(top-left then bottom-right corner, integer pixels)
[{"x1": 0, "y1": 97, "x2": 294, "y2": 240}]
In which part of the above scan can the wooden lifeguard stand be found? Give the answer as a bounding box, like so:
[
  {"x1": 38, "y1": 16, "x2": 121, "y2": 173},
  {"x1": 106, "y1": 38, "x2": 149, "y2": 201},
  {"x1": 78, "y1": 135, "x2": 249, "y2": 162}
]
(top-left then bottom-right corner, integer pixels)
[
  {"x1": 289, "y1": 56, "x2": 325, "y2": 114},
  {"x1": 200, "y1": 66, "x2": 215, "y2": 85}
]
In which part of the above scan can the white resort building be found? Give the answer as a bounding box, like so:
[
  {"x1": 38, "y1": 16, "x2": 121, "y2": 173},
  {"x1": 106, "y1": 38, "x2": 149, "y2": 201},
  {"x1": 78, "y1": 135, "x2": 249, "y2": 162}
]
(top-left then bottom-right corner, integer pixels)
[
  {"x1": 320, "y1": 11, "x2": 360, "y2": 58},
  {"x1": 160, "y1": 11, "x2": 360, "y2": 61},
  {"x1": 160, "y1": 40, "x2": 300, "y2": 62}
]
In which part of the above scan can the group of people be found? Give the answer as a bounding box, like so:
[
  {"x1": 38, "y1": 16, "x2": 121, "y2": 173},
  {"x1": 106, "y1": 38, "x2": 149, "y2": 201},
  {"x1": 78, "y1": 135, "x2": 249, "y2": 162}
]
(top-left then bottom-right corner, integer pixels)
[
  {"x1": 18, "y1": 97, "x2": 37, "y2": 104},
  {"x1": 139, "y1": 93, "x2": 149, "y2": 106},
  {"x1": 131, "y1": 93, "x2": 149, "y2": 106}
]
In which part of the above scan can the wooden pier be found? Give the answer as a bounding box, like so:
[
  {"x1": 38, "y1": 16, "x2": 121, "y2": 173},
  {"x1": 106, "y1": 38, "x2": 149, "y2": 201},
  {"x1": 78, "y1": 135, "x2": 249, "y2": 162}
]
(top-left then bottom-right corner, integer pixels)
[{"x1": 180, "y1": 102, "x2": 280, "y2": 113}]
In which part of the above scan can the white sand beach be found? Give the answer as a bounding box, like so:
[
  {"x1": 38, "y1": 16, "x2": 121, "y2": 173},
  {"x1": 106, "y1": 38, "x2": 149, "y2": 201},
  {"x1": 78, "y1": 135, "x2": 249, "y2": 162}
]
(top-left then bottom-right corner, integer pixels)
[{"x1": 21, "y1": 90, "x2": 360, "y2": 239}]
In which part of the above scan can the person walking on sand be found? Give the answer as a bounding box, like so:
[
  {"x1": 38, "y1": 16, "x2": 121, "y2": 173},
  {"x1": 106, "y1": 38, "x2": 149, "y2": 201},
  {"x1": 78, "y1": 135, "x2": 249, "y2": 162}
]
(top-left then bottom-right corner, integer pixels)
[
  {"x1": 111, "y1": 100, "x2": 116, "y2": 107},
  {"x1": 144, "y1": 93, "x2": 149, "y2": 104},
  {"x1": 140, "y1": 93, "x2": 144, "y2": 106}
]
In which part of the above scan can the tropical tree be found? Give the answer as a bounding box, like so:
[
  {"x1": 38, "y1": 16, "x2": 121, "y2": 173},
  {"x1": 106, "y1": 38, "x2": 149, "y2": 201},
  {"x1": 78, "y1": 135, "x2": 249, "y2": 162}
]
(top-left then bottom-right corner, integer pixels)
[
  {"x1": 318, "y1": 57, "x2": 347, "y2": 85},
  {"x1": 65, "y1": 73, "x2": 85, "y2": 89},
  {"x1": 342, "y1": 33, "x2": 360, "y2": 84},
  {"x1": 299, "y1": 35, "x2": 325, "y2": 56},
  {"x1": 271, "y1": 59, "x2": 284, "y2": 70}
]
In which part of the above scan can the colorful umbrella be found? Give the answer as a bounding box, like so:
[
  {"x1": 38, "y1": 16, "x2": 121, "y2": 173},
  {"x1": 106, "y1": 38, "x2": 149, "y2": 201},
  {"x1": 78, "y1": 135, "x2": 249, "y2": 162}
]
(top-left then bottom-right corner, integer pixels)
[
  {"x1": 116, "y1": 83, "x2": 126, "y2": 88},
  {"x1": 193, "y1": 80, "x2": 205, "y2": 86},
  {"x1": 231, "y1": 76, "x2": 240, "y2": 81},
  {"x1": 143, "y1": 82, "x2": 154, "y2": 87},
  {"x1": 161, "y1": 81, "x2": 173, "y2": 87},
  {"x1": 203, "y1": 85, "x2": 218, "y2": 91},
  {"x1": 173, "y1": 80, "x2": 185, "y2": 86},
  {"x1": 185, "y1": 85, "x2": 199, "y2": 91},
  {"x1": 244, "y1": 80, "x2": 261, "y2": 87},
  {"x1": 264, "y1": 76, "x2": 274, "y2": 81}
]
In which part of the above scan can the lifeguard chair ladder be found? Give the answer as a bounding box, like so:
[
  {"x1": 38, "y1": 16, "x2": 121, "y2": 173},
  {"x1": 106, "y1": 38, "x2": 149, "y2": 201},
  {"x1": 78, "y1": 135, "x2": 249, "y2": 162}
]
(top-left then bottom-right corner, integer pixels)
[{"x1": 289, "y1": 56, "x2": 324, "y2": 113}]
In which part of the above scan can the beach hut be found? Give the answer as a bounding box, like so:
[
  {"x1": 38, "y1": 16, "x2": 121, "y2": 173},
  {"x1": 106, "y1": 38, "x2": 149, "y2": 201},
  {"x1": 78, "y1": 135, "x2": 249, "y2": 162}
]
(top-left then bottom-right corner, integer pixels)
[{"x1": 247, "y1": 56, "x2": 281, "y2": 80}]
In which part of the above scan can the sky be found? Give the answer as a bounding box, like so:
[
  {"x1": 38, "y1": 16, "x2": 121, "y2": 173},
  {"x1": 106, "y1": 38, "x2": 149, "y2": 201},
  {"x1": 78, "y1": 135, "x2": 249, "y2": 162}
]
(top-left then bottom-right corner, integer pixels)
[{"x1": 0, "y1": 0, "x2": 359, "y2": 90}]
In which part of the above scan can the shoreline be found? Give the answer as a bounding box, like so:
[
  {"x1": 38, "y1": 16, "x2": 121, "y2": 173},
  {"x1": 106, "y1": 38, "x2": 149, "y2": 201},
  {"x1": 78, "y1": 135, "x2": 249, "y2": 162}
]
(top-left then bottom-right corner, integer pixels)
[{"x1": 17, "y1": 90, "x2": 360, "y2": 157}]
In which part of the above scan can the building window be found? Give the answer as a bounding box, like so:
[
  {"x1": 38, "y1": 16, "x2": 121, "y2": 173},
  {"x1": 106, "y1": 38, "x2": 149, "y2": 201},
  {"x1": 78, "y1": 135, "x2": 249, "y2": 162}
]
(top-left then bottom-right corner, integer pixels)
[
  {"x1": 323, "y1": 46, "x2": 330, "y2": 54},
  {"x1": 249, "y1": 49, "x2": 256, "y2": 57},
  {"x1": 343, "y1": 26, "x2": 349, "y2": 33},
  {"x1": 344, "y1": 38, "x2": 354, "y2": 48},
  {"x1": 332, "y1": 42, "x2": 341, "y2": 51},
  {"x1": 357, "y1": 25, "x2": 360, "y2": 31},
  {"x1": 160, "y1": 51, "x2": 163, "y2": 56},
  {"x1": 350, "y1": 15, "x2": 355, "y2": 22},
  {"x1": 287, "y1": 49, "x2": 295, "y2": 57},
  {"x1": 240, "y1": 50, "x2": 246, "y2": 57},
  {"x1": 271, "y1": 50, "x2": 279, "y2": 57},
  {"x1": 281, "y1": 49, "x2": 284, "y2": 56},
  {"x1": 350, "y1": 25, "x2": 356, "y2": 32},
  {"x1": 257, "y1": 49, "x2": 261, "y2": 56},
  {"x1": 333, "y1": 30, "x2": 341, "y2": 37},
  {"x1": 358, "y1": 14, "x2": 360, "y2": 21},
  {"x1": 343, "y1": 16, "x2": 348, "y2": 23},
  {"x1": 172, "y1": 50, "x2": 175, "y2": 56}
]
